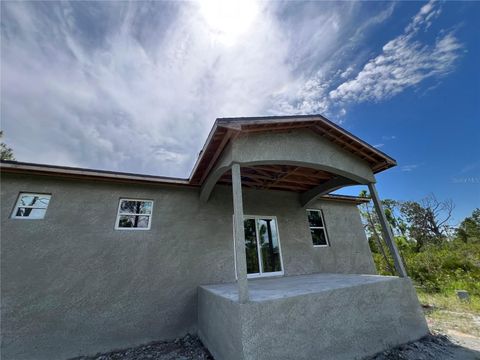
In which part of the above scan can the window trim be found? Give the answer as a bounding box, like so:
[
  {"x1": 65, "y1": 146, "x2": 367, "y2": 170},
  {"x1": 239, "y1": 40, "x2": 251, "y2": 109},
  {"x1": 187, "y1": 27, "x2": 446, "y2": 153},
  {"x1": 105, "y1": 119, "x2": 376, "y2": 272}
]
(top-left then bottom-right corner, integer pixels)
[
  {"x1": 11, "y1": 192, "x2": 52, "y2": 220},
  {"x1": 306, "y1": 209, "x2": 330, "y2": 247},
  {"x1": 114, "y1": 198, "x2": 154, "y2": 231}
]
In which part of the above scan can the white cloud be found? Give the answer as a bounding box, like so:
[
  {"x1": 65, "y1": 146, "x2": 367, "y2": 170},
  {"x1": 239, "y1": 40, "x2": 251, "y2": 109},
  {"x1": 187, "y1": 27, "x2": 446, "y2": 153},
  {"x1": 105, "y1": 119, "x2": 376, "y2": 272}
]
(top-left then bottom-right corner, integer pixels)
[
  {"x1": 329, "y1": 1, "x2": 462, "y2": 104},
  {"x1": 382, "y1": 135, "x2": 397, "y2": 141},
  {"x1": 373, "y1": 143, "x2": 385, "y2": 149},
  {"x1": 401, "y1": 164, "x2": 420, "y2": 172},
  {"x1": 460, "y1": 161, "x2": 480, "y2": 174},
  {"x1": 405, "y1": 0, "x2": 442, "y2": 33},
  {"x1": 1, "y1": 1, "x2": 292, "y2": 176},
  {"x1": 0, "y1": 1, "x2": 464, "y2": 176}
]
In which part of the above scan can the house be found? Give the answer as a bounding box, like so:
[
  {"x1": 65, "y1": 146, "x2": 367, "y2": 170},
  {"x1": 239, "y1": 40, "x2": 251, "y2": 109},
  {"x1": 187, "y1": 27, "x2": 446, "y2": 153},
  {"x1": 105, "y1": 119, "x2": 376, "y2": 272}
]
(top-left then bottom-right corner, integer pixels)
[{"x1": 0, "y1": 115, "x2": 428, "y2": 360}]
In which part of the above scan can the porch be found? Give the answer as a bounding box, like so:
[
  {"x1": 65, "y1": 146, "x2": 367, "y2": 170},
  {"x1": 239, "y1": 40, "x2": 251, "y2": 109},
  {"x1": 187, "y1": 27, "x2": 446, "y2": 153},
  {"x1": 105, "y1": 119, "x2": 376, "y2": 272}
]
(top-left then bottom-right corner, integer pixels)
[
  {"x1": 198, "y1": 273, "x2": 429, "y2": 360},
  {"x1": 194, "y1": 118, "x2": 409, "y2": 303}
]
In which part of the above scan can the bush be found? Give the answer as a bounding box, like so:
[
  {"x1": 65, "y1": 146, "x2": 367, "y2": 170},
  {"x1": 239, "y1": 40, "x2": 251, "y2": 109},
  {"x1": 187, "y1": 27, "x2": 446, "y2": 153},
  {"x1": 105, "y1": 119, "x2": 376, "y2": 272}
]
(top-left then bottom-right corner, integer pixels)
[
  {"x1": 370, "y1": 239, "x2": 480, "y2": 296},
  {"x1": 397, "y1": 241, "x2": 478, "y2": 296}
]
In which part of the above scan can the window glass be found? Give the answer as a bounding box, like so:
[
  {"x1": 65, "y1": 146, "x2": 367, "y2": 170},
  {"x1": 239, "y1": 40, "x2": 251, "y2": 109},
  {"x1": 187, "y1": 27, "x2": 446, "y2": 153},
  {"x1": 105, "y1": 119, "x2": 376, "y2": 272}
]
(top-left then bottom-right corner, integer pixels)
[
  {"x1": 307, "y1": 210, "x2": 329, "y2": 247},
  {"x1": 18, "y1": 194, "x2": 50, "y2": 208},
  {"x1": 307, "y1": 210, "x2": 323, "y2": 227},
  {"x1": 241, "y1": 217, "x2": 283, "y2": 277},
  {"x1": 116, "y1": 199, "x2": 153, "y2": 230},
  {"x1": 244, "y1": 219, "x2": 259, "y2": 274},
  {"x1": 12, "y1": 193, "x2": 51, "y2": 219},
  {"x1": 120, "y1": 200, "x2": 152, "y2": 214},
  {"x1": 258, "y1": 219, "x2": 282, "y2": 273},
  {"x1": 311, "y1": 228, "x2": 327, "y2": 246}
]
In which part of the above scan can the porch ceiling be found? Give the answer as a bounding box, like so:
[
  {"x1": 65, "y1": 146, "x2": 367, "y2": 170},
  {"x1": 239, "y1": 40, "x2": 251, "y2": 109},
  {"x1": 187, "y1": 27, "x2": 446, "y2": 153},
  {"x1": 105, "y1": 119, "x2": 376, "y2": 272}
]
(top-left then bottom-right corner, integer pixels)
[{"x1": 218, "y1": 164, "x2": 335, "y2": 192}]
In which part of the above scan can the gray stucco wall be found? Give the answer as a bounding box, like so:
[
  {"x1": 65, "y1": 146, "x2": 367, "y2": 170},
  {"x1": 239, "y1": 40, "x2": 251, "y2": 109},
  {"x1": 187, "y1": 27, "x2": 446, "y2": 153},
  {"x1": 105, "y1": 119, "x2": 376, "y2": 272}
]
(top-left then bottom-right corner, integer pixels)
[
  {"x1": 1, "y1": 173, "x2": 375, "y2": 360},
  {"x1": 231, "y1": 130, "x2": 375, "y2": 183},
  {"x1": 201, "y1": 129, "x2": 376, "y2": 201},
  {"x1": 199, "y1": 275, "x2": 428, "y2": 360}
]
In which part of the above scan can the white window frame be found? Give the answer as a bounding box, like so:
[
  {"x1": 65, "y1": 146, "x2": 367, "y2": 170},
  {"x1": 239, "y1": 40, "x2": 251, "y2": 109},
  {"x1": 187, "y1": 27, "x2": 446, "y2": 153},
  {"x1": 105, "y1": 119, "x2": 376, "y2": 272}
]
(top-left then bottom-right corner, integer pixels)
[
  {"x1": 233, "y1": 215, "x2": 285, "y2": 279},
  {"x1": 307, "y1": 209, "x2": 330, "y2": 247},
  {"x1": 11, "y1": 193, "x2": 51, "y2": 220},
  {"x1": 115, "y1": 198, "x2": 154, "y2": 231}
]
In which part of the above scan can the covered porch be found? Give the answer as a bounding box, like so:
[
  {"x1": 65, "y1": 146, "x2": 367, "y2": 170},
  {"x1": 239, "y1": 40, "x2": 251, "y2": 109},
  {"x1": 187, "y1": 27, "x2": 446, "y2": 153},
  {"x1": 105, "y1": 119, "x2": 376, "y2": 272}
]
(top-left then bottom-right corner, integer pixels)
[
  {"x1": 198, "y1": 273, "x2": 429, "y2": 360},
  {"x1": 190, "y1": 116, "x2": 409, "y2": 302},
  {"x1": 192, "y1": 116, "x2": 426, "y2": 359}
]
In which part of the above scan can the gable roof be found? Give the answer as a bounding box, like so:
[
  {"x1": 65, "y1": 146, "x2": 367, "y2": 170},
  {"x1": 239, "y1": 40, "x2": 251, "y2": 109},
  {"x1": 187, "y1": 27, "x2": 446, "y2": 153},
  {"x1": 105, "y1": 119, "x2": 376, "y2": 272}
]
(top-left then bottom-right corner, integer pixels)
[
  {"x1": 189, "y1": 115, "x2": 396, "y2": 185},
  {"x1": 1, "y1": 114, "x2": 395, "y2": 202}
]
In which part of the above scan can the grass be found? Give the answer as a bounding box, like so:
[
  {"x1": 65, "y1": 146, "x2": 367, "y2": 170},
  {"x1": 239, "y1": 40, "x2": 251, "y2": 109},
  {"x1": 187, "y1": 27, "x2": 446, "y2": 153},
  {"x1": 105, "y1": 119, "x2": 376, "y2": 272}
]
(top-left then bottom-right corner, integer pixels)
[
  {"x1": 416, "y1": 288, "x2": 480, "y2": 337},
  {"x1": 417, "y1": 288, "x2": 480, "y2": 313}
]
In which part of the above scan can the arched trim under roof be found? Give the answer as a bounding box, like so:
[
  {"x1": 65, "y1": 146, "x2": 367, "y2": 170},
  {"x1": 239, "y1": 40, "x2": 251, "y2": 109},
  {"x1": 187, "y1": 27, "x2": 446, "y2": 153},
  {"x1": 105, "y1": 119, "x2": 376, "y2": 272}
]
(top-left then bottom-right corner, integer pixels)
[{"x1": 199, "y1": 128, "x2": 378, "y2": 203}]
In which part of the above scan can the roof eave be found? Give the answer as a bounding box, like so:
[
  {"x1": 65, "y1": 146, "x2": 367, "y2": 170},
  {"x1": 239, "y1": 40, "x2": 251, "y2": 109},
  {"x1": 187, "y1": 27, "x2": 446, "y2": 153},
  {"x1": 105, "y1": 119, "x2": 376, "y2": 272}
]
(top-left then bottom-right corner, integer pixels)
[{"x1": 0, "y1": 160, "x2": 192, "y2": 187}]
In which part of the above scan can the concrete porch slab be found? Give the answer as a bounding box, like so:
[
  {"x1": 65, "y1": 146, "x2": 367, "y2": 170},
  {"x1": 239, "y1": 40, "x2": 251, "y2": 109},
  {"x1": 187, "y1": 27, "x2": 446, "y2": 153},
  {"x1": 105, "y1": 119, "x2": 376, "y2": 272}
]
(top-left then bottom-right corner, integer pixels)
[{"x1": 198, "y1": 273, "x2": 429, "y2": 360}]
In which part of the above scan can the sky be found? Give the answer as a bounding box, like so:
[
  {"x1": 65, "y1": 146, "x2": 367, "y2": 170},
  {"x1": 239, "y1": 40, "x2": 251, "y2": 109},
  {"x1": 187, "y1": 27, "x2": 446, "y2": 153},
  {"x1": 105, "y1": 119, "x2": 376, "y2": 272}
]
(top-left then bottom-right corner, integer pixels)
[{"x1": 1, "y1": 1, "x2": 479, "y2": 224}]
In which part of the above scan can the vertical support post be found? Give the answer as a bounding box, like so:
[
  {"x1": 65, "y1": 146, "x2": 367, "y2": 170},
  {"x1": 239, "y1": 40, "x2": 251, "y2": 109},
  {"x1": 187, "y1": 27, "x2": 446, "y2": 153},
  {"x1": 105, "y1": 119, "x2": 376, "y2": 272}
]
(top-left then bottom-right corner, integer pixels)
[
  {"x1": 368, "y1": 183, "x2": 408, "y2": 278},
  {"x1": 232, "y1": 163, "x2": 249, "y2": 302}
]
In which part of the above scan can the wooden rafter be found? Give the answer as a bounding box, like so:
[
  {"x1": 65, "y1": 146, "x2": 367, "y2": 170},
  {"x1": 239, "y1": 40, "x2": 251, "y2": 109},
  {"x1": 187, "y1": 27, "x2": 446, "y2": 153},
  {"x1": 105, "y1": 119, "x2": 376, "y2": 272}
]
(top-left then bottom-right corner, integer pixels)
[
  {"x1": 311, "y1": 126, "x2": 379, "y2": 163},
  {"x1": 217, "y1": 164, "x2": 333, "y2": 193}
]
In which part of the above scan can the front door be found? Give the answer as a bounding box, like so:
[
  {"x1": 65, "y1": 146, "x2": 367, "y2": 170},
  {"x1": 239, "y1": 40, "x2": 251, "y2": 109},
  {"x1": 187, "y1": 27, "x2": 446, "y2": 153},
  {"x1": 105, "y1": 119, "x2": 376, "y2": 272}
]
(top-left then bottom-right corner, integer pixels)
[{"x1": 243, "y1": 216, "x2": 284, "y2": 278}]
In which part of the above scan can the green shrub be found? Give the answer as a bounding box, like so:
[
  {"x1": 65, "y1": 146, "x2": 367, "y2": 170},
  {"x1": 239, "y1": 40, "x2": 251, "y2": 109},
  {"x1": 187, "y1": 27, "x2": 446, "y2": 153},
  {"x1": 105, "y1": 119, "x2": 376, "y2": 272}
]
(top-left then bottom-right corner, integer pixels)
[
  {"x1": 403, "y1": 241, "x2": 478, "y2": 295},
  {"x1": 370, "y1": 239, "x2": 480, "y2": 296}
]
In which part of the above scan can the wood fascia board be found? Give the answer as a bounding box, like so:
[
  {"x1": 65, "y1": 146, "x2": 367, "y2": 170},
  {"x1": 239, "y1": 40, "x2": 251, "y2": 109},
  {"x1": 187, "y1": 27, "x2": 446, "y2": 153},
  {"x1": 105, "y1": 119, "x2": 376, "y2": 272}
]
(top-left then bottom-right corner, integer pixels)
[
  {"x1": 1, "y1": 162, "x2": 191, "y2": 186},
  {"x1": 198, "y1": 129, "x2": 235, "y2": 184}
]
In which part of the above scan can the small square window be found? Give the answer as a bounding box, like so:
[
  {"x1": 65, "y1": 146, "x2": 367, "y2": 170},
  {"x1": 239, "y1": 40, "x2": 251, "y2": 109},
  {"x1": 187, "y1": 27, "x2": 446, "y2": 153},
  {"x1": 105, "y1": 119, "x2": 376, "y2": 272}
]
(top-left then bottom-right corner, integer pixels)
[
  {"x1": 12, "y1": 193, "x2": 51, "y2": 219},
  {"x1": 115, "y1": 199, "x2": 153, "y2": 230},
  {"x1": 306, "y1": 209, "x2": 329, "y2": 247}
]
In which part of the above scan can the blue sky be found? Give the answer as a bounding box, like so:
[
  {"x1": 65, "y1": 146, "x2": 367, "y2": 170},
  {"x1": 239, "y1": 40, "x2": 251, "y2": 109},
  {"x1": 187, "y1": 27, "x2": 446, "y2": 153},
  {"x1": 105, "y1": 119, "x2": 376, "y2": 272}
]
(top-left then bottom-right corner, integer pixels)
[{"x1": 1, "y1": 1, "x2": 479, "y2": 223}]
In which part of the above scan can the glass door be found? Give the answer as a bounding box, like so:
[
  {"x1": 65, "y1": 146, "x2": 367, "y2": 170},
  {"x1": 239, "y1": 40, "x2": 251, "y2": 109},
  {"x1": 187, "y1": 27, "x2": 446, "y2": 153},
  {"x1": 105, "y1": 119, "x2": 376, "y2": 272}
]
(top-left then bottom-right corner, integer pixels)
[{"x1": 242, "y1": 216, "x2": 284, "y2": 278}]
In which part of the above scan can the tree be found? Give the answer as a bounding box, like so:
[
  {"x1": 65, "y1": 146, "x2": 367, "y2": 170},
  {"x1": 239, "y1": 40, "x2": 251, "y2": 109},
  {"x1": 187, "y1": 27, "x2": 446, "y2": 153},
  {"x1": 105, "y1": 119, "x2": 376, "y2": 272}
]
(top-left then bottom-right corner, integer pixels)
[
  {"x1": 456, "y1": 208, "x2": 480, "y2": 243},
  {"x1": 0, "y1": 131, "x2": 15, "y2": 160},
  {"x1": 400, "y1": 194, "x2": 454, "y2": 251}
]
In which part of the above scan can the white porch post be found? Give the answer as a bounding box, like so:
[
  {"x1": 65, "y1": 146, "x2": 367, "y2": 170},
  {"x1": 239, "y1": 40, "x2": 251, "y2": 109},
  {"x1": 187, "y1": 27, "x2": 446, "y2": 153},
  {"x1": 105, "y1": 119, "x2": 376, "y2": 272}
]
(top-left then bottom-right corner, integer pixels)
[
  {"x1": 231, "y1": 163, "x2": 249, "y2": 302},
  {"x1": 368, "y1": 183, "x2": 408, "y2": 278}
]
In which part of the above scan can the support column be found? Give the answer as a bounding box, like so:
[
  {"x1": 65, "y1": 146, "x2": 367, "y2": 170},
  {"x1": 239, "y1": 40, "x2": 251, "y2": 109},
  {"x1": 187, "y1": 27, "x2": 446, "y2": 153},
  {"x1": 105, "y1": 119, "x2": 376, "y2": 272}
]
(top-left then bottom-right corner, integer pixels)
[
  {"x1": 232, "y1": 163, "x2": 249, "y2": 302},
  {"x1": 368, "y1": 183, "x2": 408, "y2": 278}
]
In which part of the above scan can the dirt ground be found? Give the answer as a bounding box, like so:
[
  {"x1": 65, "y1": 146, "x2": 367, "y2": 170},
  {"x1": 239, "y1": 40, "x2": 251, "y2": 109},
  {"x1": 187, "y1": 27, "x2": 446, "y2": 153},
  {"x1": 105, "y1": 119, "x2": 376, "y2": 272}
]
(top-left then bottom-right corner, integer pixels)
[
  {"x1": 70, "y1": 308, "x2": 480, "y2": 360},
  {"x1": 71, "y1": 332, "x2": 480, "y2": 360},
  {"x1": 367, "y1": 332, "x2": 480, "y2": 360}
]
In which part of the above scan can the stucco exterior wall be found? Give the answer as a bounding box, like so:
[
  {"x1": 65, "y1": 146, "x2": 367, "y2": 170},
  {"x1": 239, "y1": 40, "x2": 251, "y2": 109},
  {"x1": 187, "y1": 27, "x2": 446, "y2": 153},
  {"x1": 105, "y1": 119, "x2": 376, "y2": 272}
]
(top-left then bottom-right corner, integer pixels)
[
  {"x1": 231, "y1": 130, "x2": 375, "y2": 183},
  {"x1": 200, "y1": 128, "x2": 375, "y2": 201},
  {"x1": 1, "y1": 173, "x2": 375, "y2": 360},
  {"x1": 199, "y1": 275, "x2": 429, "y2": 360}
]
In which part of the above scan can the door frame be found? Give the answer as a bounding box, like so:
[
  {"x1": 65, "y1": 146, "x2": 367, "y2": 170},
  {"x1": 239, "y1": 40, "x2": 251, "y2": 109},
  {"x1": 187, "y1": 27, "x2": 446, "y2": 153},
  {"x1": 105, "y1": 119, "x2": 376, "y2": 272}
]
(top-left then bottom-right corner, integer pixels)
[{"x1": 233, "y1": 215, "x2": 285, "y2": 279}]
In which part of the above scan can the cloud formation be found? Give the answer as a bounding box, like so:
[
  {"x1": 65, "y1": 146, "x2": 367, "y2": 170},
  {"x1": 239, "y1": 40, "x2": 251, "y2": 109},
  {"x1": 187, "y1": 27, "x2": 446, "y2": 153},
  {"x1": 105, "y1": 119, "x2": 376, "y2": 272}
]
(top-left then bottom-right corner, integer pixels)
[
  {"x1": 0, "y1": 1, "x2": 463, "y2": 176},
  {"x1": 329, "y1": 0, "x2": 462, "y2": 104},
  {"x1": 401, "y1": 164, "x2": 420, "y2": 172}
]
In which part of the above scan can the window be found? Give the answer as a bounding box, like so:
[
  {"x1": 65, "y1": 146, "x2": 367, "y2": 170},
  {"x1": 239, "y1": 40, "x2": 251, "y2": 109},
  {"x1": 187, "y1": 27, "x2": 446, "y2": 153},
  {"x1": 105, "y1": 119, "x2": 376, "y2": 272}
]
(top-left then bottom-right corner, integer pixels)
[
  {"x1": 12, "y1": 193, "x2": 51, "y2": 219},
  {"x1": 307, "y1": 209, "x2": 329, "y2": 246},
  {"x1": 115, "y1": 199, "x2": 153, "y2": 230},
  {"x1": 233, "y1": 215, "x2": 284, "y2": 279}
]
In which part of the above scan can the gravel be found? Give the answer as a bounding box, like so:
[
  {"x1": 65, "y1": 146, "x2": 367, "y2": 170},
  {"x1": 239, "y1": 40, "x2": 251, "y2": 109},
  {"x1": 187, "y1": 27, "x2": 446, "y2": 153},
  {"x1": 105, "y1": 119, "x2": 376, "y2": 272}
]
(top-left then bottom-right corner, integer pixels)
[
  {"x1": 70, "y1": 332, "x2": 478, "y2": 360},
  {"x1": 366, "y1": 333, "x2": 479, "y2": 360},
  {"x1": 69, "y1": 334, "x2": 213, "y2": 360}
]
